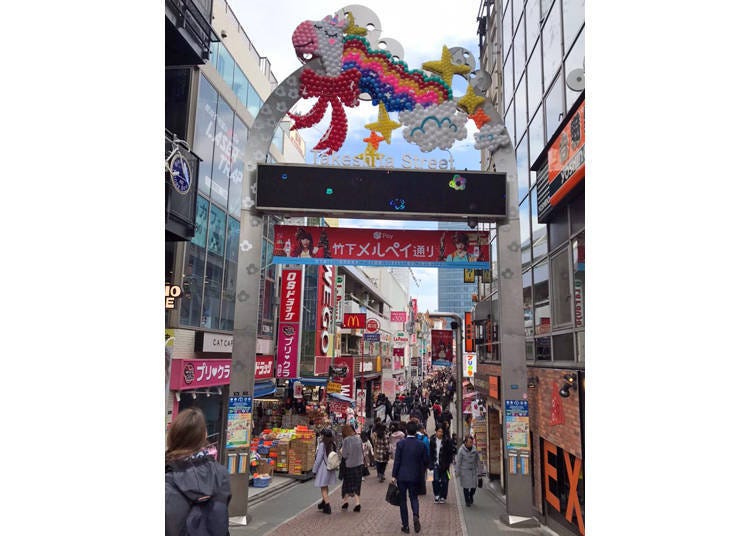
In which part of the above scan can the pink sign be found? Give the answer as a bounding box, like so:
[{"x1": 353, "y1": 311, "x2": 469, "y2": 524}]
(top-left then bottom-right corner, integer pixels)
[
  {"x1": 277, "y1": 323, "x2": 300, "y2": 378},
  {"x1": 170, "y1": 359, "x2": 232, "y2": 390},
  {"x1": 255, "y1": 355, "x2": 275, "y2": 380},
  {"x1": 390, "y1": 311, "x2": 407, "y2": 322},
  {"x1": 382, "y1": 378, "x2": 396, "y2": 398}
]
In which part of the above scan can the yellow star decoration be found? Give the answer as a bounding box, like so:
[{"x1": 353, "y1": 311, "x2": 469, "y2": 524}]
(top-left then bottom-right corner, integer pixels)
[
  {"x1": 363, "y1": 131, "x2": 386, "y2": 150},
  {"x1": 364, "y1": 103, "x2": 401, "y2": 143},
  {"x1": 422, "y1": 45, "x2": 472, "y2": 88},
  {"x1": 356, "y1": 144, "x2": 384, "y2": 167},
  {"x1": 457, "y1": 84, "x2": 486, "y2": 115},
  {"x1": 344, "y1": 12, "x2": 368, "y2": 36}
]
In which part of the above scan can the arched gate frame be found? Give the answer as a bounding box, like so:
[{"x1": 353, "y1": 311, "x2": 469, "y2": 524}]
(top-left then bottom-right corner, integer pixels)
[{"x1": 224, "y1": 13, "x2": 531, "y2": 526}]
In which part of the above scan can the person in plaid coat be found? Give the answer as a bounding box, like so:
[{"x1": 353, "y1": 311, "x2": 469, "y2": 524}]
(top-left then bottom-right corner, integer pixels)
[{"x1": 370, "y1": 422, "x2": 390, "y2": 482}]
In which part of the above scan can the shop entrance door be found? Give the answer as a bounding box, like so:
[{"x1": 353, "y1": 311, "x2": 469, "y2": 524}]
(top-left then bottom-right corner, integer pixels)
[{"x1": 178, "y1": 393, "x2": 225, "y2": 446}]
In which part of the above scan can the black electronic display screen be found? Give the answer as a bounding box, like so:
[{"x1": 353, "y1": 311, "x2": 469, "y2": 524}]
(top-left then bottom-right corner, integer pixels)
[{"x1": 255, "y1": 163, "x2": 506, "y2": 221}]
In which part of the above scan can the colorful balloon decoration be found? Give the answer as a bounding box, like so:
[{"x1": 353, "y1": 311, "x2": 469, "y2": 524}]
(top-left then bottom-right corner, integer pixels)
[{"x1": 288, "y1": 9, "x2": 511, "y2": 155}]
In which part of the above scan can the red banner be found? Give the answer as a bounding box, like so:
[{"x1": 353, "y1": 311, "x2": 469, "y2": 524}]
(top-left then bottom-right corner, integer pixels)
[
  {"x1": 431, "y1": 329, "x2": 454, "y2": 367},
  {"x1": 255, "y1": 355, "x2": 274, "y2": 380},
  {"x1": 280, "y1": 269, "x2": 303, "y2": 323},
  {"x1": 272, "y1": 225, "x2": 491, "y2": 268}
]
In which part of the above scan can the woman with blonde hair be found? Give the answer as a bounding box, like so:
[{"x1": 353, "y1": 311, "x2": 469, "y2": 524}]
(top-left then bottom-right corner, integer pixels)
[
  {"x1": 165, "y1": 407, "x2": 231, "y2": 535},
  {"x1": 339, "y1": 424, "x2": 364, "y2": 511}
]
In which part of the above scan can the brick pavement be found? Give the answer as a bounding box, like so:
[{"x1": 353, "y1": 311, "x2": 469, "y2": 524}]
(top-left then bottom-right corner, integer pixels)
[{"x1": 263, "y1": 458, "x2": 463, "y2": 536}]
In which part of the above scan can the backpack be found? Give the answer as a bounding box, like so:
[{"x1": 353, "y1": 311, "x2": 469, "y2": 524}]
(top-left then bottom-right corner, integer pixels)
[
  {"x1": 326, "y1": 449, "x2": 342, "y2": 471},
  {"x1": 166, "y1": 457, "x2": 231, "y2": 536},
  {"x1": 181, "y1": 495, "x2": 229, "y2": 536}
]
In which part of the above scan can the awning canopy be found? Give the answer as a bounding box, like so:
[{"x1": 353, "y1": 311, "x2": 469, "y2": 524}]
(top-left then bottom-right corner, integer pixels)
[
  {"x1": 287, "y1": 377, "x2": 328, "y2": 387},
  {"x1": 328, "y1": 392, "x2": 355, "y2": 404},
  {"x1": 254, "y1": 380, "x2": 276, "y2": 398}
]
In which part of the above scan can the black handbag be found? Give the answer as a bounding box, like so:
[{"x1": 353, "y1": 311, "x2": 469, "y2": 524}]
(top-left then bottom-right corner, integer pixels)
[
  {"x1": 338, "y1": 457, "x2": 346, "y2": 480},
  {"x1": 386, "y1": 482, "x2": 401, "y2": 506},
  {"x1": 478, "y1": 477, "x2": 483, "y2": 488}
]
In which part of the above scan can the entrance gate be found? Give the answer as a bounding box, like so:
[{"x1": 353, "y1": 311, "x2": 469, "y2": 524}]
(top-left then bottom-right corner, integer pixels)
[{"x1": 222, "y1": 5, "x2": 531, "y2": 526}]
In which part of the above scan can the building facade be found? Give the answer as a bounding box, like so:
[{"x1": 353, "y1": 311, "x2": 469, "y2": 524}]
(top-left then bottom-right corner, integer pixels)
[
  {"x1": 165, "y1": 0, "x2": 306, "y2": 452},
  {"x1": 474, "y1": 1, "x2": 584, "y2": 535},
  {"x1": 437, "y1": 221, "x2": 480, "y2": 318}
]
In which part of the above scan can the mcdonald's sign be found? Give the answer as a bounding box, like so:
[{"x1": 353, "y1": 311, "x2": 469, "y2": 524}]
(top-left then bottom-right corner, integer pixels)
[{"x1": 343, "y1": 313, "x2": 366, "y2": 329}]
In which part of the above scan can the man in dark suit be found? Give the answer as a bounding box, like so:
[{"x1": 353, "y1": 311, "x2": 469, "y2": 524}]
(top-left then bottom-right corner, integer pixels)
[{"x1": 392, "y1": 420, "x2": 431, "y2": 534}]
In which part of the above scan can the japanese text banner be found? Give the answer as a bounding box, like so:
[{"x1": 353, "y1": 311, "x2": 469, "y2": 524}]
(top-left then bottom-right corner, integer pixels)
[{"x1": 272, "y1": 225, "x2": 490, "y2": 269}]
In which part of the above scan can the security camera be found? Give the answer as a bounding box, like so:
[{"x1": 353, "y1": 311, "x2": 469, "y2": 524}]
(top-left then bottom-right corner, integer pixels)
[{"x1": 467, "y1": 217, "x2": 478, "y2": 229}]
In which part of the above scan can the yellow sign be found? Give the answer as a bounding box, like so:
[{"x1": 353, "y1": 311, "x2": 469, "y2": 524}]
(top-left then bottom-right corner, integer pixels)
[{"x1": 327, "y1": 382, "x2": 342, "y2": 393}]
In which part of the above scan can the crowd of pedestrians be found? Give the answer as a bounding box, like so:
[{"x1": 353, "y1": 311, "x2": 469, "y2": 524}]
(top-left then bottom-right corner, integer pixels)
[{"x1": 165, "y1": 370, "x2": 480, "y2": 535}]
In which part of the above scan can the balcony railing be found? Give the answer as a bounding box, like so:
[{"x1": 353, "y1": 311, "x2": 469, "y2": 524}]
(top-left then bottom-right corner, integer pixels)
[{"x1": 166, "y1": 0, "x2": 219, "y2": 61}]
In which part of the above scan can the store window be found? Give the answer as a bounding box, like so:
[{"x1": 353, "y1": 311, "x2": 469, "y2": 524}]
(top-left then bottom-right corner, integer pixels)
[
  {"x1": 516, "y1": 134, "x2": 529, "y2": 200},
  {"x1": 549, "y1": 209, "x2": 569, "y2": 250},
  {"x1": 505, "y1": 98, "x2": 516, "y2": 143},
  {"x1": 216, "y1": 43, "x2": 235, "y2": 89},
  {"x1": 516, "y1": 73, "x2": 527, "y2": 131},
  {"x1": 552, "y1": 333, "x2": 574, "y2": 361},
  {"x1": 525, "y1": 340, "x2": 535, "y2": 360},
  {"x1": 533, "y1": 261, "x2": 550, "y2": 335},
  {"x1": 530, "y1": 188, "x2": 548, "y2": 260},
  {"x1": 542, "y1": 1, "x2": 562, "y2": 92},
  {"x1": 545, "y1": 73, "x2": 566, "y2": 138},
  {"x1": 513, "y1": 25, "x2": 526, "y2": 96},
  {"x1": 573, "y1": 232, "x2": 585, "y2": 328},
  {"x1": 528, "y1": 106, "x2": 545, "y2": 162},
  {"x1": 570, "y1": 190, "x2": 584, "y2": 234},
  {"x1": 575, "y1": 331, "x2": 584, "y2": 362},
  {"x1": 210, "y1": 98, "x2": 233, "y2": 209},
  {"x1": 520, "y1": 196, "x2": 531, "y2": 271},
  {"x1": 551, "y1": 248, "x2": 572, "y2": 326},
  {"x1": 181, "y1": 240, "x2": 206, "y2": 327},
  {"x1": 527, "y1": 41, "x2": 543, "y2": 114},
  {"x1": 228, "y1": 118, "x2": 248, "y2": 219},
  {"x1": 535, "y1": 336, "x2": 551, "y2": 360},
  {"x1": 502, "y1": 8, "x2": 513, "y2": 62},
  {"x1": 194, "y1": 76, "x2": 218, "y2": 197},
  {"x1": 220, "y1": 217, "x2": 240, "y2": 331},
  {"x1": 523, "y1": 269, "x2": 533, "y2": 337},
  {"x1": 562, "y1": 0, "x2": 585, "y2": 54},
  {"x1": 564, "y1": 32, "x2": 585, "y2": 109},
  {"x1": 232, "y1": 69, "x2": 250, "y2": 110},
  {"x1": 526, "y1": 0, "x2": 542, "y2": 43},
  {"x1": 503, "y1": 56, "x2": 514, "y2": 111}
]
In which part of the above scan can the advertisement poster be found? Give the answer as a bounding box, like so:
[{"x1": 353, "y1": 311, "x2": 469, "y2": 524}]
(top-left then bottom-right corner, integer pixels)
[
  {"x1": 463, "y1": 352, "x2": 476, "y2": 378},
  {"x1": 329, "y1": 356, "x2": 355, "y2": 398},
  {"x1": 254, "y1": 355, "x2": 274, "y2": 380},
  {"x1": 226, "y1": 396, "x2": 253, "y2": 449},
  {"x1": 431, "y1": 329, "x2": 454, "y2": 367},
  {"x1": 391, "y1": 311, "x2": 407, "y2": 322},
  {"x1": 273, "y1": 225, "x2": 491, "y2": 269},
  {"x1": 505, "y1": 400, "x2": 530, "y2": 452},
  {"x1": 280, "y1": 269, "x2": 303, "y2": 323}
]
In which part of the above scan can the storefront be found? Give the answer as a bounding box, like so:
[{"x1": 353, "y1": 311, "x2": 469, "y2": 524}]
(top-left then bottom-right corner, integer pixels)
[
  {"x1": 527, "y1": 367, "x2": 585, "y2": 536},
  {"x1": 169, "y1": 357, "x2": 232, "y2": 450}
]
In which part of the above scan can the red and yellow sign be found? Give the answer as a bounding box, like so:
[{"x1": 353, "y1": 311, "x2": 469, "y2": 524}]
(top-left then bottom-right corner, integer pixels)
[
  {"x1": 343, "y1": 313, "x2": 366, "y2": 329},
  {"x1": 547, "y1": 99, "x2": 585, "y2": 207}
]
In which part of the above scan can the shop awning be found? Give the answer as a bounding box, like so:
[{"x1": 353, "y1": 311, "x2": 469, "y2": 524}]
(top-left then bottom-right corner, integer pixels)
[
  {"x1": 254, "y1": 380, "x2": 276, "y2": 398},
  {"x1": 328, "y1": 392, "x2": 355, "y2": 404},
  {"x1": 288, "y1": 377, "x2": 328, "y2": 387}
]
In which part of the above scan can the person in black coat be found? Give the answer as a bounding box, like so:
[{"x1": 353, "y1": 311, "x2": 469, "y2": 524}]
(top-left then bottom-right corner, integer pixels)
[
  {"x1": 392, "y1": 421, "x2": 430, "y2": 534},
  {"x1": 429, "y1": 427, "x2": 455, "y2": 503}
]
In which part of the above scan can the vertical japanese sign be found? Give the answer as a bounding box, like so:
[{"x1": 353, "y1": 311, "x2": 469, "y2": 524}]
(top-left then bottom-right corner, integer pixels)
[
  {"x1": 315, "y1": 265, "x2": 336, "y2": 375},
  {"x1": 464, "y1": 311, "x2": 474, "y2": 352},
  {"x1": 277, "y1": 269, "x2": 302, "y2": 378},
  {"x1": 431, "y1": 329, "x2": 454, "y2": 367},
  {"x1": 335, "y1": 274, "x2": 346, "y2": 325},
  {"x1": 226, "y1": 396, "x2": 253, "y2": 449},
  {"x1": 463, "y1": 352, "x2": 476, "y2": 378}
]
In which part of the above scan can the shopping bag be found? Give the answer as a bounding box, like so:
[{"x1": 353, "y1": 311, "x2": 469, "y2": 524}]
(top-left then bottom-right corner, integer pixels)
[
  {"x1": 478, "y1": 477, "x2": 483, "y2": 488},
  {"x1": 386, "y1": 482, "x2": 401, "y2": 506}
]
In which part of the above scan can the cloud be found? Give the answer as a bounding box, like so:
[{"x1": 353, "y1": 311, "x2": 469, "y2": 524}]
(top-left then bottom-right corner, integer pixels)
[
  {"x1": 399, "y1": 102, "x2": 468, "y2": 152},
  {"x1": 474, "y1": 123, "x2": 511, "y2": 152}
]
